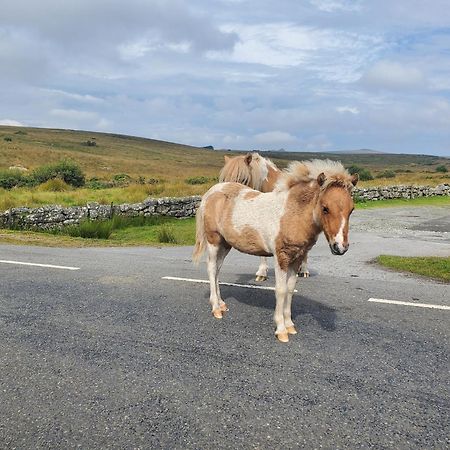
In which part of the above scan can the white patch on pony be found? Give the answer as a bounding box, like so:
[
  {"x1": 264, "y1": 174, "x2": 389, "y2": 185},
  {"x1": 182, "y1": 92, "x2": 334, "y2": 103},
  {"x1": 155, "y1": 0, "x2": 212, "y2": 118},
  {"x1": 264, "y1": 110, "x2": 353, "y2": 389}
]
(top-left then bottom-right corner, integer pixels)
[
  {"x1": 334, "y1": 216, "x2": 346, "y2": 252},
  {"x1": 231, "y1": 189, "x2": 287, "y2": 253}
]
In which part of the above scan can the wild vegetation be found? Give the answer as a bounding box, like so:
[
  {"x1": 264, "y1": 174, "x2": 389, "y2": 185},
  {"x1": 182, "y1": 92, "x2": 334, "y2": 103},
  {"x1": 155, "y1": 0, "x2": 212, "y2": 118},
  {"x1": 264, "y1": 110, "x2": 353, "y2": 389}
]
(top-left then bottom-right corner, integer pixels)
[{"x1": 0, "y1": 125, "x2": 449, "y2": 212}]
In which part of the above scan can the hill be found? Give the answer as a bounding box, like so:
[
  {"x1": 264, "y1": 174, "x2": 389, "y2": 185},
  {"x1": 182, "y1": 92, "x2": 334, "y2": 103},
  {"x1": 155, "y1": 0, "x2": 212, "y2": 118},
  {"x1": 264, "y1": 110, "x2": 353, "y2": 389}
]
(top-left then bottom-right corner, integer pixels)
[{"x1": 1, "y1": 125, "x2": 449, "y2": 184}]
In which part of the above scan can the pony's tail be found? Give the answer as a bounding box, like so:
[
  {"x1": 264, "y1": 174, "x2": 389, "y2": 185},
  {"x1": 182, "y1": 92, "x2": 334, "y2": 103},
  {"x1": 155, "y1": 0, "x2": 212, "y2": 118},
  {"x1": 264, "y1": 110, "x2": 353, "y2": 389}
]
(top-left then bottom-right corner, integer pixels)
[{"x1": 192, "y1": 202, "x2": 206, "y2": 265}]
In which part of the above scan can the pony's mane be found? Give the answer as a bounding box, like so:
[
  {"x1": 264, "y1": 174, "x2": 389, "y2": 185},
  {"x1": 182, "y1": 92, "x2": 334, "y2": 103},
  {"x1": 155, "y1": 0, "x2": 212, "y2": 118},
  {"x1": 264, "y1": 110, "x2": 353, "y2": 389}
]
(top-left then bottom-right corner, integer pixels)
[
  {"x1": 276, "y1": 159, "x2": 354, "y2": 192},
  {"x1": 219, "y1": 152, "x2": 274, "y2": 191}
]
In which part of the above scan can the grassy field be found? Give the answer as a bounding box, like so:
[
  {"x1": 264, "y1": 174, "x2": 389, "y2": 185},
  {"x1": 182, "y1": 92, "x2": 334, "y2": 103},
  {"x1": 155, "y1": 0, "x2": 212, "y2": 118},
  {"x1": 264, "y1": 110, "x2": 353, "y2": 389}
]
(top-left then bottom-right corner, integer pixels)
[
  {"x1": 1, "y1": 196, "x2": 449, "y2": 248},
  {"x1": 1, "y1": 125, "x2": 449, "y2": 210},
  {"x1": 377, "y1": 255, "x2": 450, "y2": 282}
]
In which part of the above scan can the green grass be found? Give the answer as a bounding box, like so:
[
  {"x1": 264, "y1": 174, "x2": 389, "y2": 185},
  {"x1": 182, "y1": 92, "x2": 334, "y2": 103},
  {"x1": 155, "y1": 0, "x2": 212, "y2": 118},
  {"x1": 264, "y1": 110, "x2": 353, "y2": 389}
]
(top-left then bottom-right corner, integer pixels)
[
  {"x1": 355, "y1": 195, "x2": 450, "y2": 209},
  {"x1": 0, "y1": 217, "x2": 196, "y2": 247},
  {"x1": 377, "y1": 255, "x2": 450, "y2": 282}
]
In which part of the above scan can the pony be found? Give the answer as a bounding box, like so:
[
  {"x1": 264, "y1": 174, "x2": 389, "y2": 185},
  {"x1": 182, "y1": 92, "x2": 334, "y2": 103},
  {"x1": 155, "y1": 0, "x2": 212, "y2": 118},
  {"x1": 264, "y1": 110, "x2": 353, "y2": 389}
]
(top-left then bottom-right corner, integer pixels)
[
  {"x1": 193, "y1": 159, "x2": 358, "y2": 343},
  {"x1": 219, "y1": 152, "x2": 310, "y2": 280}
]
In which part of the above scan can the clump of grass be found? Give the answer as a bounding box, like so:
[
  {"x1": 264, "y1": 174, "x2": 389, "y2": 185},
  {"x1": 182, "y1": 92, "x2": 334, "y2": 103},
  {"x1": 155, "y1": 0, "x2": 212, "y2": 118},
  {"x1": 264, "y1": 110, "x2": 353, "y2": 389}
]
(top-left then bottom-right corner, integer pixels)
[
  {"x1": 38, "y1": 178, "x2": 71, "y2": 192},
  {"x1": 376, "y1": 170, "x2": 396, "y2": 179},
  {"x1": 185, "y1": 176, "x2": 210, "y2": 185},
  {"x1": 65, "y1": 220, "x2": 113, "y2": 239},
  {"x1": 377, "y1": 255, "x2": 450, "y2": 282},
  {"x1": 157, "y1": 225, "x2": 178, "y2": 243},
  {"x1": 436, "y1": 165, "x2": 448, "y2": 173}
]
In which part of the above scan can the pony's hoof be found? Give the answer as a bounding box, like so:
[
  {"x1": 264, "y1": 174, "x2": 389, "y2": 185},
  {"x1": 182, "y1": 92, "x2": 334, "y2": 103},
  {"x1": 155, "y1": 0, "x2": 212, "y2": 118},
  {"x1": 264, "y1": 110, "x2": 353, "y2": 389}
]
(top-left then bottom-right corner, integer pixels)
[
  {"x1": 219, "y1": 302, "x2": 229, "y2": 312},
  {"x1": 286, "y1": 326, "x2": 297, "y2": 335},
  {"x1": 255, "y1": 275, "x2": 267, "y2": 282},
  {"x1": 299, "y1": 271, "x2": 310, "y2": 278},
  {"x1": 276, "y1": 332, "x2": 289, "y2": 343},
  {"x1": 212, "y1": 309, "x2": 223, "y2": 319}
]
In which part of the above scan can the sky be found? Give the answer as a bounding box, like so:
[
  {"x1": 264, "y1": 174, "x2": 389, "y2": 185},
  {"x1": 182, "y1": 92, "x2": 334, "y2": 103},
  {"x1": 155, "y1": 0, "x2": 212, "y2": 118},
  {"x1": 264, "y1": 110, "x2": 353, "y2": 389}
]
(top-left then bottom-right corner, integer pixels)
[{"x1": 1, "y1": 0, "x2": 450, "y2": 156}]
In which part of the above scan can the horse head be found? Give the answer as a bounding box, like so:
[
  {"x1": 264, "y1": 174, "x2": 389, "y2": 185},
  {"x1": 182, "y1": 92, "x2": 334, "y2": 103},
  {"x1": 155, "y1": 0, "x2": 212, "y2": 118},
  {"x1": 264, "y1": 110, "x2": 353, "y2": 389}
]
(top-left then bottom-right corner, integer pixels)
[{"x1": 315, "y1": 172, "x2": 359, "y2": 255}]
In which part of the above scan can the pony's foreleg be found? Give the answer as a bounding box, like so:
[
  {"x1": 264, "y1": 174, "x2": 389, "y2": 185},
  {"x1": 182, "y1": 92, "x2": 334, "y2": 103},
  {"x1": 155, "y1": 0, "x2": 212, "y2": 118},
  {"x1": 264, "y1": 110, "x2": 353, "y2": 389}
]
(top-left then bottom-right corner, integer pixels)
[
  {"x1": 284, "y1": 265, "x2": 299, "y2": 335},
  {"x1": 206, "y1": 242, "x2": 229, "y2": 319},
  {"x1": 255, "y1": 256, "x2": 268, "y2": 282},
  {"x1": 273, "y1": 260, "x2": 289, "y2": 343},
  {"x1": 298, "y1": 253, "x2": 310, "y2": 278}
]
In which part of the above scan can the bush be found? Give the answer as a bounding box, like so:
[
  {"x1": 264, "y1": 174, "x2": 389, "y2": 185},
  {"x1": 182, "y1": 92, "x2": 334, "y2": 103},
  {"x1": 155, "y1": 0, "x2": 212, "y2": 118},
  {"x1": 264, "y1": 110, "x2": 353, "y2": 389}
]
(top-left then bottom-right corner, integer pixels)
[
  {"x1": 185, "y1": 176, "x2": 210, "y2": 185},
  {"x1": 436, "y1": 165, "x2": 448, "y2": 173},
  {"x1": 376, "y1": 170, "x2": 396, "y2": 179},
  {"x1": 38, "y1": 178, "x2": 71, "y2": 192},
  {"x1": 347, "y1": 165, "x2": 374, "y2": 181},
  {"x1": 4, "y1": 137, "x2": 12, "y2": 142},
  {"x1": 86, "y1": 177, "x2": 112, "y2": 190},
  {"x1": 84, "y1": 140, "x2": 97, "y2": 147},
  {"x1": 112, "y1": 173, "x2": 132, "y2": 186},
  {"x1": 0, "y1": 170, "x2": 27, "y2": 189},
  {"x1": 31, "y1": 160, "x2": 85, "y2": 187}
]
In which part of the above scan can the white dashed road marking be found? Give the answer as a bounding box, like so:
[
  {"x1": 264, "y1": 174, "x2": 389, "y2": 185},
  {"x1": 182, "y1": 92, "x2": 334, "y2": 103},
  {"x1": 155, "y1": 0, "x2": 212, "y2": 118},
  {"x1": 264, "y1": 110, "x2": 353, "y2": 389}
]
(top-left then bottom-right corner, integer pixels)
[
  {"x1": 0, "y1": 260, "x2": 80, "y2": 271},
  {"x1": 162, "y1": 276, "x2": 298, "y2": 292},
  {"x1": 368, "y1": 298, "x2": 450, "y2": 311}
]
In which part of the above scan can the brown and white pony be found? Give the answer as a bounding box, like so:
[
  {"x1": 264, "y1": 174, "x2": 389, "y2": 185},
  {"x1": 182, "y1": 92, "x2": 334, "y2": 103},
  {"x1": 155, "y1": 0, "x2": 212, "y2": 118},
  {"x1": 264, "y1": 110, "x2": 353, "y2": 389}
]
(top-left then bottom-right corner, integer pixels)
[
  {"x1": 193, "y1": 159, "x2": 358, "y2": 343},
  {"x1": 219, "y1": 152, "x2": 310, "y2": 280}
]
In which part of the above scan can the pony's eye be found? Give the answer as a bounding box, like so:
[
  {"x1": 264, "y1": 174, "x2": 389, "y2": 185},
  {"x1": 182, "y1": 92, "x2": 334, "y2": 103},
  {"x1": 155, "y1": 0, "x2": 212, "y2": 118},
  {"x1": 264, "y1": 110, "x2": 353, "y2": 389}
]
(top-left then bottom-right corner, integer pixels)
[{"x1": 322, "y1": 206, "x2": 329, "y2": 214}]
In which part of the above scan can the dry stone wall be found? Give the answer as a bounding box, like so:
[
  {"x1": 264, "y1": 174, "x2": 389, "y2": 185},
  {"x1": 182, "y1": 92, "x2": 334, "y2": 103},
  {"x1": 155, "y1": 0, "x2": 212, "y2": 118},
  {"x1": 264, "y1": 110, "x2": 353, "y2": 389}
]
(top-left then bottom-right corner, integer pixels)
[{"x1": 0, "y1": 184, "x2": 449, "y2": 231}]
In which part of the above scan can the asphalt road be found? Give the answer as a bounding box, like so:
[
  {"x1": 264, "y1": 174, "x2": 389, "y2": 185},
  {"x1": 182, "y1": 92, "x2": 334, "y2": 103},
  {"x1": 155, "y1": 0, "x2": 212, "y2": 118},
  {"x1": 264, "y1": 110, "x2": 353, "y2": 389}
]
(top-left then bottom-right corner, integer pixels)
[{"x1": 0, "y1": 206, "x2": 449, "y2": 449}]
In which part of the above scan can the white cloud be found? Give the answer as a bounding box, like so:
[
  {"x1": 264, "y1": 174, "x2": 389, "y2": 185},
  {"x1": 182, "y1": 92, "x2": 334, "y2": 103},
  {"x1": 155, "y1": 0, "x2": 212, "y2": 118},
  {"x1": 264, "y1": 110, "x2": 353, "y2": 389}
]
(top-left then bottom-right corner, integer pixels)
[
  {"x1": 0, "y1": 119, "x2": 24, "y2": 126},
  {"x1": 310, "y1": 0, "x2": 362, "y2": 13},
  {"x1": 337, "y1": 106, "x2": 360, "y2": 114},
  {"x1": 361, "y1": 60, "x2": 425, "y2": 90}
]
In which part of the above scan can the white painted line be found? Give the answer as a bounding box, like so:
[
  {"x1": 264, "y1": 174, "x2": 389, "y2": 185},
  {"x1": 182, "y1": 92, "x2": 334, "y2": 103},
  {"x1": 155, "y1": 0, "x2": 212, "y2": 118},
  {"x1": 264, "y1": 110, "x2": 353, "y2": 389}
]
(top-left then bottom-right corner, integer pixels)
[
  {"x1": 162, "y1": 276, "x2": 298, "y2": 293},
  {"x1": 368, "y1": 298, "x2": 450, "y2": 311},
  {"x1": 0, "y1": 260, "x2": 80, "y2": 271}
]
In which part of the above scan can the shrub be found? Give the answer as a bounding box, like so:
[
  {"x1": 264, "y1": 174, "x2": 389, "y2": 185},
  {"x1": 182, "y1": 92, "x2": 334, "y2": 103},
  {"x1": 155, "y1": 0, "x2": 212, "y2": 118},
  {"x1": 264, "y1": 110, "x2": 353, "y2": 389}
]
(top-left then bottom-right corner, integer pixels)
[
  {"x1": 436, "y1": 165, "x2": 448, "y2": 173},
  {"x1": 86, "y1": 177, "x2": 112, "y2": 190},
  {"x1": 31, "y1": 160, "x2": 85, "y2": 187},
  {"x1": 38, "y1": 178, "x2": 71, "y2": 192},
  {"x1": 376, "y1": 170, "x2": 396, "y2": 179},
  {"x1": 347, "y1": 165, "x2": 374, "y2": 181},
  {"x1": 84, "y1": 140, "x2": 97, "y2": 147},
  {"x1": 0, "y1": 170, "x2": 27, "y2": 189},
  {"x1": 185, "y1": 176, "x2": 210, "y2": 185},
  {"x1": 112, "y1": 173, "x2": 132, "y2": 186},
  {"x1": 4, "y1": 137, "x2": 12, "y2": 142},
  {"x1": 148, "y1": 178, "x2": 163, "y2": 185}
]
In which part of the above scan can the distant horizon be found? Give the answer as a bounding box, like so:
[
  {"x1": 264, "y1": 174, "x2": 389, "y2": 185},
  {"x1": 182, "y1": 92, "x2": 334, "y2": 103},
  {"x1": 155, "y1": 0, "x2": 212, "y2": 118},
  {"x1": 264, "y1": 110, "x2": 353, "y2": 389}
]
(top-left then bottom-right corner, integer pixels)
[{"x1": 2, "y1": 123, "x2": 448, "y2": 159}]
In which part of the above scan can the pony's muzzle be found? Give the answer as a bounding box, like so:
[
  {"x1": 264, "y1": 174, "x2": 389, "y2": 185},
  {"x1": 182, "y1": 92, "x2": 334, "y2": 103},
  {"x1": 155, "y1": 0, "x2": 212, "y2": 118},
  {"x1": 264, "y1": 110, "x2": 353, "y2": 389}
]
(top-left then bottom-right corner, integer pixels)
[{"x1": 330, "y1": 242, "x2": 349, "y2": 255}]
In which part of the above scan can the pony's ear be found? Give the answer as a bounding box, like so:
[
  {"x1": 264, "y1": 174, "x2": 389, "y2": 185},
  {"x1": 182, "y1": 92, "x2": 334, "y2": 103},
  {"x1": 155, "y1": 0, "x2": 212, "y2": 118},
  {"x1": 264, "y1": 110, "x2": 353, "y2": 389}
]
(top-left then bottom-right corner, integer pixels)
[
  {"x1": 245, "y1": 153, "x2": 253, "y2": 165},
  {"x1": 317, "y1": 172, "x2": 326, "y2": 187},
  {"x1": 351, "y1": 173, "x2": 359, "y2": 186},
  {"x1": 224, "y1": 155, "x2": 230, "y2": 163}
]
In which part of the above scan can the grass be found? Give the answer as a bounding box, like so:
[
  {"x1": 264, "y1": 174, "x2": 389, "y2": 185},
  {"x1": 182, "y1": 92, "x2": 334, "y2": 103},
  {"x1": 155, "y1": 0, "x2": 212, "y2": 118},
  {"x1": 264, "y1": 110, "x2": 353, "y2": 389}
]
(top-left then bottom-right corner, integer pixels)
[
  {"x1": 0, "y1": 125, "x2": 449, "y2": 211},
  {"x1": 355, "y1": 195, "x2": 450, "y2": 209},
  {"x1": 0, "y1": 217, "x2": 196, "y2": 247},
  {"x1": 377, "y1": 255, "x2": 450, "y2": 282}
]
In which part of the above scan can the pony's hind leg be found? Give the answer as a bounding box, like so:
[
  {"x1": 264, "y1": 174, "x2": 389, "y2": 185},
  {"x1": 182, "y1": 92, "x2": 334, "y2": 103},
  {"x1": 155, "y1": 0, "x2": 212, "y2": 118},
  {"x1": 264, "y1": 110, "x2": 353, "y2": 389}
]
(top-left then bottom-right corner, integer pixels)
[
  {"x1": 298, "y1": 254, "x2": 310, "y2": 278},
  {"x1": 255, "y1": 256, "x2": 268, "y2": 282},
  {"x1": 206, "y1": 241, "x2": 229, "y2": 319}
]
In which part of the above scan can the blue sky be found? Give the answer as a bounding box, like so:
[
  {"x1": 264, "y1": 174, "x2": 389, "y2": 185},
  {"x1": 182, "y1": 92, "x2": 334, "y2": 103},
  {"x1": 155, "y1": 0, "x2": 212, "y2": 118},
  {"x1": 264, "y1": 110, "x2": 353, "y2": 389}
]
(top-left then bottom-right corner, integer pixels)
[{"x1": 1, "y1": 0, "x2": 450, "y2": 155}]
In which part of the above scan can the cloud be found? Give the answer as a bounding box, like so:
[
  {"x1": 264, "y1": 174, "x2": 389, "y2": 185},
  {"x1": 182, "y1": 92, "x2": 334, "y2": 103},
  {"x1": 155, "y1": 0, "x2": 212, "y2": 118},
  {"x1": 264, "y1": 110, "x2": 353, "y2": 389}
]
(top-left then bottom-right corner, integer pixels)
[
  {"x1": 0, "y1": 119, "x2": 24, "y2": 126},
  {"x1": 361, "y1": 60, "x2": 426, "y2": 90},
  {"x1": 253, "y1": 130, "x2": 297, "y2": 147}
]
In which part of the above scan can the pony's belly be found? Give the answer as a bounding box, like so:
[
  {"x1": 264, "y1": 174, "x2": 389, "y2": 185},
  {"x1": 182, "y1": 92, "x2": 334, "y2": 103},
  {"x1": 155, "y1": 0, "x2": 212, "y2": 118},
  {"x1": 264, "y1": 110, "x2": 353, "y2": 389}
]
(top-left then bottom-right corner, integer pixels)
[{"x1": 221, "y1": 226, "x2": 273, "y2": 257}]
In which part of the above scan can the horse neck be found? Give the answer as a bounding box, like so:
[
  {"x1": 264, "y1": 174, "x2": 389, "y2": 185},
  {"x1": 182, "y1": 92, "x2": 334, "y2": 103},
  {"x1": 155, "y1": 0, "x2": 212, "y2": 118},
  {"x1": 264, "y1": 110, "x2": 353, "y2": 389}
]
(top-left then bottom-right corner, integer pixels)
[
  {"x1": 284, "y1": 183, "x2": 322, "y2": 240},
  {"x1": 261, "y1": 164, "x2": 281, "y2": 193}
]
